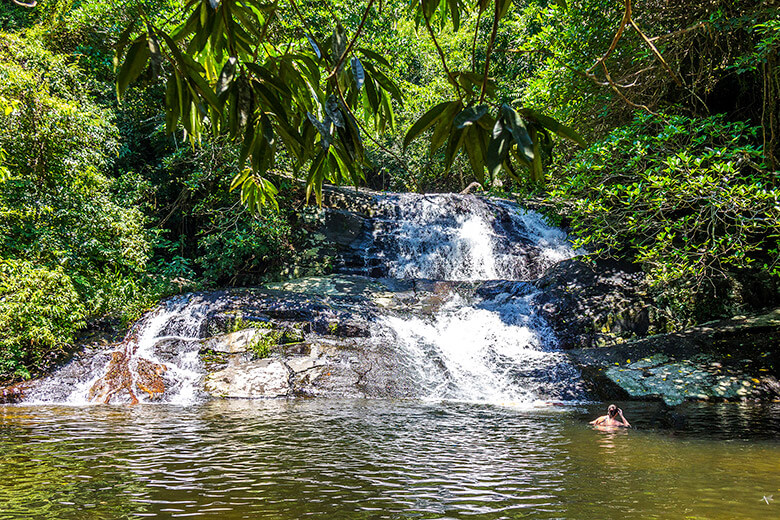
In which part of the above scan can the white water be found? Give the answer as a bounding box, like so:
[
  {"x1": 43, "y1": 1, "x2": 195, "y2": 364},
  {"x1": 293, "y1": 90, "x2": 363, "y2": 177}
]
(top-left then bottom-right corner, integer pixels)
[
  {"x1": 374, "y1": 194, "x2": 574, "y2": 281},
  {"x1": 373, "y1": 194, "x2": 580, "y2": 404},
  {"x1": 26, "y1": 296, "x2": 209, "y2": 405},
  {"x1": 26, "y1": 193, "x2": 579, "y2": 406}
]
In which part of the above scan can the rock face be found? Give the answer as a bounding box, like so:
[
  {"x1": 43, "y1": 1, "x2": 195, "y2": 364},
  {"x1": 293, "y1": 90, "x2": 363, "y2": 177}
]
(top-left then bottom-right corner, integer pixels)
[
  {"x1": 534, "y1": 258, "x2": 659, "y2": 349},
  {"x1": 10, "y1": 188, "x2": 780, "y2": 407},
  {"x1": 568, "y1": 308, "x2": 780, "y2": 405},
  {"x1": 206, "y1": 358, "x2": 291, "y2": 398},
  {"x1": 194, "y1": 277, "x2": 465, "y2": 399}
]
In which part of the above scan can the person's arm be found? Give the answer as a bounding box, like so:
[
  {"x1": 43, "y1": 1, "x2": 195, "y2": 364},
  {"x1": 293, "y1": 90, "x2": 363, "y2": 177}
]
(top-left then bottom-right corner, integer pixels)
[
  {"x1": 618, "y1": 409, "x2": 631, "y2": 428},
  {"x1": 589, "y1": 415, "x2": 606, "y2": 425}
]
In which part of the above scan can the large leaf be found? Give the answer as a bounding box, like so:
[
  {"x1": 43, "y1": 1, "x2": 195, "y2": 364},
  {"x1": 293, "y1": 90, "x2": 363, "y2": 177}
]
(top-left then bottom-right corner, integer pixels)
[
  {"x1": 519, "y1": 108, "x2": 587, "y2": 147},
  {"x1": 500, "y1": 104, "x2": 534, "y2": 162},
  {"x1": 453, "y1": 104, "x2": 488, "y2": 129},
  {"x1": 486, "y1": 125, "x2": 512, "y2": 178},
  {"x1": 331, "y1": 22, "x2": 347, "y2": 68},
  {"x1": 216, "y1": 57, "x2": 237, "y2": 100},
  {"x1": 357, "y1": 47, "x2": 391, "y2": 68},
  {"x1": 429, "y1": 101, "x2": 462, "y2": 154},
  {"x1": 403, "y1": 101, "x2": 452, "y2": 150},
  {"x1": 447, "y1": 0, "x2": 462, "y2": 32},
  {"x1": 351, "y1": 57, "x2": 365, "y2": 91},
  {"x1": 116, "y1": 38, "x2": 150, "y2": 100},
  {"x1": 444, "y1": 127, "x2": 467, "y2": 172},
  {"x1": 463, "y1": 126, "x2": 487, "y2": 183}
]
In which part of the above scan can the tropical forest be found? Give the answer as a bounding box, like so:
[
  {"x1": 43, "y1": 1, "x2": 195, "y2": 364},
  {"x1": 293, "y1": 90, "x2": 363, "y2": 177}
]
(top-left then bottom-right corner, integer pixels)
[{"x1": 1, "y1": 0, "x2": 779, "y2": 518}]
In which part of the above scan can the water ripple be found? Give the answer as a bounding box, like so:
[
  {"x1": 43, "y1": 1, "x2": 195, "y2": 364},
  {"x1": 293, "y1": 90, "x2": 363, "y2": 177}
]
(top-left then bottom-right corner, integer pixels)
[{"x1": 1, "y1": 400, "x2": 780, "y2": 519}]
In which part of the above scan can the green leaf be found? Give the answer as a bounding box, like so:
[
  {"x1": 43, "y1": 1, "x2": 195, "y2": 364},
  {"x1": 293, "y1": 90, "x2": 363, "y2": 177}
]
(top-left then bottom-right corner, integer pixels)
[
  {"x1": 500, "y1": 104, "x2": 534, "y2": 162},
  {"x1": 306, "y1": 150, "x2": 327, "y2": 205},
  {"x1": 430, "y1": 101, "x2": 461, "y2": 154},
  {"x1": 453, "y1": 104, "x2": 488, "y2": 129},
  {"x1": 486, "y1": 128, "x2": 512, "y2": 178},
  {"x1": 114, "y1": 20, "x2": 138, "y2": 70},
  {"x1": 306, "y1": 35, "x2": 322, "y2": 60},
  {"x1": 463, "y1": 126, "x2": 487, "y2": 183},
  {"x1": 519, "y1": 108, "x2": 587, "y2": 147},
  {"x1": 403, "y1": 101, "x2": 452, "y2": 150},
  {"x1": 230, "y1": 168, "x2": 250, "y2": 191},
  {"x1": 357, "y1": 47, "x2": 391, "y2": 68},
  {"x1": 444, "y1": 127, "x2": 467, "y2": 172},
  {"x1": 364, "y1": 75, "x2": 380, "y2": 116},
  {"x1": 307, "y1": 112, "x2": 334, "y2": 150},
  {"x1": 116, "y1": 38, "x2": 151, "y2": 101},
  {"x1": 365, "y1": 63, "x2": 403, "y2": 105},
  {"x1": 331, "y1": 22, "x2": 347, "y2": 68},
  {"x1": 351, "y1": 57, "x2": 365, "y2": 91},
  {"x1": 164, "y1": 75, "x2": 181, "y2": 133},
  {"x1": 497, "y1": 0, "x2": 513, "y2": 20},
  {"x1": 422, "y1": 0, "x2": 437, "y2": 20},
  {"x1": 244, "y1": 62, "x2": 293, "y2": 97},
  {"x1": 447, "y1": 0, "x2": 461, "y2": 31},
  {"x1": 216, "y1": 57, "x2": 237, "y2": 100},
  {"x1": 379, "y1": 89, "x2": 395, "y2": 133}
]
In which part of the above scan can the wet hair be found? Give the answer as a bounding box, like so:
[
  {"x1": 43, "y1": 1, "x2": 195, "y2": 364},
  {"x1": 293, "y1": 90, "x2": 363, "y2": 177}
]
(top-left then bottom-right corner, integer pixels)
[{"x1": 608, "y1": 404, "x2": 618, "y2": 417}]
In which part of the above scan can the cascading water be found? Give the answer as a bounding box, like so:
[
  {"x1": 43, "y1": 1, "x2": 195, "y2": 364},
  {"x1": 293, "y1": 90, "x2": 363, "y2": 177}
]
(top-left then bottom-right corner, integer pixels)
[
  {"x1": 25, "y1": 295, "x2": 210, "y2": 405},
  {"x1": 371, "y1": 194, "x2": 573, "y2": 281},
  {"x1": 368, "y1": 193, "x2": 580, "y2": 403},
  {"x1": 23, "y1": 191, "x2": 580, "y2": 405}
]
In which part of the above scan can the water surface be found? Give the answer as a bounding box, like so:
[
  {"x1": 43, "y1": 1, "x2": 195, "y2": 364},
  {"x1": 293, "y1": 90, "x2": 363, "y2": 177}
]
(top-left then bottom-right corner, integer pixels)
[{"x1": 1, "y1": 400, "x2": 778, "y2": 519}]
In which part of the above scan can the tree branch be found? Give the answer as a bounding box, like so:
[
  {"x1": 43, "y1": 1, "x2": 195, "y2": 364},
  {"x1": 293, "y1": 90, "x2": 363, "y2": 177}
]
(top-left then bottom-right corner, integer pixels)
[
  {"x1": 479, "y1": 0, "x2": 500, "y2": 103},
  {"x1": 327, "y1": 0, "x2": 375, "y2": 80},
  {"x1": 421, "y1": 1, "x2": 463, "y2": 102}
]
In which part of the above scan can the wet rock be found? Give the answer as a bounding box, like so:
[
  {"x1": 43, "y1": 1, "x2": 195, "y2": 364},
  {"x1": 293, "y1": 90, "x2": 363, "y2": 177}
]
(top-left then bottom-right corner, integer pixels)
[
  {"x1": 135, "y1": 359, "x2": 168, "y2": 400},
  {"x1": 534, "y1": 258, "x2": 657, "y2": 349},
  {"x1": 200, "y1": 328, "x2": 272, "y2": 354},
  {"x1": 569, "y1": 307, "x2": 780, "y2": 405},
  {"x1": 205, "y1": 358, "x2": 291, "y2": 398},
  {"x1": 0, "y1": 382, "x2": 29, "y2": 403},
  {"x1": 88, "y1": 351, "x2": 139, "y2": 404}
]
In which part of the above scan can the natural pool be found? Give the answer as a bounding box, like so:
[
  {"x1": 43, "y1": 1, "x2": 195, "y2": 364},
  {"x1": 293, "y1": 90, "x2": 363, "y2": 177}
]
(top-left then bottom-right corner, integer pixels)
[{"x1": 1, "y1": 400, "x2": 778, "y2": 519}]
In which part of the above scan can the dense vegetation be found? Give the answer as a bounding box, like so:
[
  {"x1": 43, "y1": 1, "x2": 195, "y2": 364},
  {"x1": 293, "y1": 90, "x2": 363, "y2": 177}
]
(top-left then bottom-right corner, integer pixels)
[{"x1": 0, "y1": 0, "x2": 777, "y2": 381}]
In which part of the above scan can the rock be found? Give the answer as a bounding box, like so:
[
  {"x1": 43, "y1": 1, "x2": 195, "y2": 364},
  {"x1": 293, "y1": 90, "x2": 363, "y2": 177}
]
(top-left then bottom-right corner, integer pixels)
[
  {"x1": 534, "y1": 258, "x2": 657, "y2": 349},
  {"x1": 0, "y1": 382, "x2": 29, "y2": 403},
  {"x1": 205, "y1": 358, "x2": 291, "y2": 398},
  {"x1": 568, "y1": 307, "x2": 780, "y2": 405},
  {"x1": 88, "y1": 351, "x2": 139, "y2": 404},
  {"x1": 135, "y1": 358, "x2": 168, "y2": 399},
  {"x1": 200, "y1": 328, "x2": 272, "y2": 354}
]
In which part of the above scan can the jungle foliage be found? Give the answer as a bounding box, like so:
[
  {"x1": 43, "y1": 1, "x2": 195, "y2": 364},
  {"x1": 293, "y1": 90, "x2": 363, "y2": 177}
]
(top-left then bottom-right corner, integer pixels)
[{"x1": 0, "y1": 0, "x2": 778, "y2": 381}]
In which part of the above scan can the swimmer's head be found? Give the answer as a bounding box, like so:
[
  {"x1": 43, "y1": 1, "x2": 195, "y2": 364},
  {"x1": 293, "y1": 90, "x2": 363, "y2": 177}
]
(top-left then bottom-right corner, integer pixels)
[{"x1": 608, "y1": 404, "x2": 618, "y2": 417}]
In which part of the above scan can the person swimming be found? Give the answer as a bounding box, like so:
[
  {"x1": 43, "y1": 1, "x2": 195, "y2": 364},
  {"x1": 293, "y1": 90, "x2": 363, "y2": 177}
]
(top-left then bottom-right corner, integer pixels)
[{"x1": 590, "y1": 404, "x2": 631, "y2": 428}]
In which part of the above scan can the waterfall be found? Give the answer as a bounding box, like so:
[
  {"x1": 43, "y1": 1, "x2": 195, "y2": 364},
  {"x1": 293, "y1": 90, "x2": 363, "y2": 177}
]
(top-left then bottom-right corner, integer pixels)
[
  {"x1": 25, "y1": 295, "x2": 210, "y2": 405},
  {"x1": 22, "y1": 192, "x2": 581, "y2": 405},
  {"x1": 372, "y1": 194, "x2": 573, "y2": 281},
  {"x1": 369, "y1": 194, "x2": 581, "y2": 403}
]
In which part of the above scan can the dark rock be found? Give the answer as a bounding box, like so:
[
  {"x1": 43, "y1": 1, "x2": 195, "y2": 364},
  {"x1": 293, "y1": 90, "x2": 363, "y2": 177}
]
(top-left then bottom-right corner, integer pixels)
[
  {"x1": 568, "y1": 307, "x2": 780, "y2": 405},
  {"x1": 534, "y1": 258, "x2": 657, "y2": 349},
  {"x1": 0, "y1": 382, "x2": 29, "y2": 403}
]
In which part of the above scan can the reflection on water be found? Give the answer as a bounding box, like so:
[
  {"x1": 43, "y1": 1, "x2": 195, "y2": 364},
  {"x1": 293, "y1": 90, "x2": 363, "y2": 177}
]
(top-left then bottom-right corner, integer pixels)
[{"x1": 1, "y1": 401, "x2": 778, "y2": 519}]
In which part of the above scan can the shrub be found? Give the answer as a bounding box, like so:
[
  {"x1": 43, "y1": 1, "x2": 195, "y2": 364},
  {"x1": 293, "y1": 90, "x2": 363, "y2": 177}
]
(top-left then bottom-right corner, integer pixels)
[
  {"x1": 550, "y1": 112, "x2": 780, "y2": 326},
  {"x1": 0, "y1": 259, "x2": 86, "y2": 380}
]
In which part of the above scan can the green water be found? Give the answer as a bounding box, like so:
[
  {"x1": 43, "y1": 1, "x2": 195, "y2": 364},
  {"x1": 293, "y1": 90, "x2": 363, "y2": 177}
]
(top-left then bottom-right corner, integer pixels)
[{"x1": 1, "y1": 400, "x2": 778, "y2": 519}]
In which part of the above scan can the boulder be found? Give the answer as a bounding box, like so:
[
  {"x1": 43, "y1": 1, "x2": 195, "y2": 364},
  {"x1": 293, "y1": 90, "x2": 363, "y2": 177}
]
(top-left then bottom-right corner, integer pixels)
[
  {"x1": 534, "y1": 258, "x2": 658, "y2": 349},
  {"x1": 568, "y1": 307, "x2": 780, "y2": 405},
  {"x1": 200, "y1": 328, "x2": 272, "y2": 354},
  {"x1": 205, "y1": 358, "x2": 291, "y2": 398}
]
